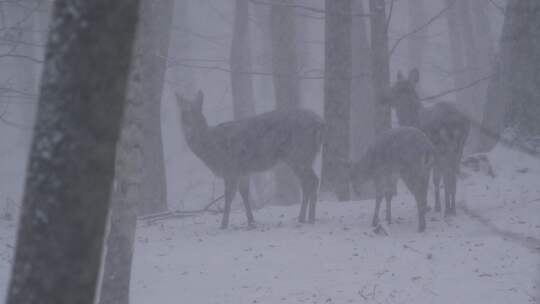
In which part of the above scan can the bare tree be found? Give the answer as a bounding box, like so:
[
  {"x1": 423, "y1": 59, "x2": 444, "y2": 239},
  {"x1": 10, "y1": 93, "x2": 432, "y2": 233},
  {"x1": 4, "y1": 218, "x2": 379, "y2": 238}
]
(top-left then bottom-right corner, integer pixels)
[
  {"x1": 445, "y1": 0, "x2": 468, "y2": 110},
  {"x1": 481, "y1": 0, "x2": 540, "y2": 149},
  {"x1": 5, "y1": 1, "x2": 139, "y2": 303},
  {"x1": 133, "y1": 0, "x2": 175, "y2": 215},
  {"x1": 369, "y1": 0, "x2": 391, "y2": 134},
  {"x1": 321, "y1": 0, "x2": 352, "y2": 201},
  {"x1": 350, "y1": 0, "x2": 375, "y2": 199},
  {"x1": 231, "y1": 0, "x2": 256, "y2": 120},
  {"x1": 170, "y1": 0, "x2": 196, "y2": 96},
  {"x1": 407, "y1": 0, "x2": 428, "y2": 71},
  {"x1": 270, "y1": 0, "x2": 302, "y2": 205},
  {"x1": 230, "y1": 0, "x2": 267, "y2": 208}
]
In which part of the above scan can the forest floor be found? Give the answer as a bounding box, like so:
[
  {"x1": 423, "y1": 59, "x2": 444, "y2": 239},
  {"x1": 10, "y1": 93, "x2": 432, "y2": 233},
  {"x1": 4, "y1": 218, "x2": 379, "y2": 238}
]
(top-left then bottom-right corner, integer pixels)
[
  {"x1": 131, "y1": 144, "x2": 540, "y2": 304},
  {"x1": 0, "y1": 145, "x2": 537, "y2": 303}
]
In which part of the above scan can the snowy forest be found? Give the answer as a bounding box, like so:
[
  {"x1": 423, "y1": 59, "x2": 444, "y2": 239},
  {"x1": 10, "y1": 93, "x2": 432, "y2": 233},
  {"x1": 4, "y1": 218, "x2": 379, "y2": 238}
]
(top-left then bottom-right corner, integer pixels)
[{"x1": 0, "y1": 0, "x2": 538, "y2": 303}]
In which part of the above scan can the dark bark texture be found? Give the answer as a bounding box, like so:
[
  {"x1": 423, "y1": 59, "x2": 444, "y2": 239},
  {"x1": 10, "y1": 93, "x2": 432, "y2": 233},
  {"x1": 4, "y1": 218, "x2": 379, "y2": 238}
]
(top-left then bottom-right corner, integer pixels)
[{"x1": 6, "y1": 1, "x2": 139, "y2": 304}]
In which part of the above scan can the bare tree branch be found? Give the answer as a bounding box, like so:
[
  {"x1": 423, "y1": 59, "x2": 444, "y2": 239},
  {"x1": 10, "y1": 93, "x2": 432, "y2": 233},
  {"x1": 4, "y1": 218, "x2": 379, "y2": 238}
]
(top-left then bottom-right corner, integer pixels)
[
  {"x1": 421, "y1": 74, "x2": 492, "y2": 101},
  {"x1": 389, "y1": 0, "x2": 457, "y2": 56}
]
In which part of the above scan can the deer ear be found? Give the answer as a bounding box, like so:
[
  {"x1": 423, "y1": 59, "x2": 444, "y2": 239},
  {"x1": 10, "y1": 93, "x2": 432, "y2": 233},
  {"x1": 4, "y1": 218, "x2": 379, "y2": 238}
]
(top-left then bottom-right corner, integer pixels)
[
  {"x1": 408, "y1": 68, "x2": 420, "y2": 85},
  {"x1": 194, "y1": 90, "x2": 204, "y2": 112},
  {"x1": 397, "y1": 70, "x2": 405, "y2": 82}
]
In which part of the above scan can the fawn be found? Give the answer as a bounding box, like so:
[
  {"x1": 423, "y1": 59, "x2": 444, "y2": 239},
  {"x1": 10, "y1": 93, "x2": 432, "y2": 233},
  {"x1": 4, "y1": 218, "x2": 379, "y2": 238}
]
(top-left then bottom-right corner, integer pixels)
[{"x1": 341, "y1": 127, "x2": 435, "y2": 232}]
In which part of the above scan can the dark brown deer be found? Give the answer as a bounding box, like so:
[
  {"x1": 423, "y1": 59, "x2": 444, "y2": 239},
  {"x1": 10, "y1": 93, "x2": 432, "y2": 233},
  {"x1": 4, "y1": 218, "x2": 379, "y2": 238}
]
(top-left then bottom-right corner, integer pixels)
[
  {"x1": 341, "y1": 127, "x2": 435, "y2": 232},
  {"x1": 177, "y1": 91, "x2": 324, "y2": 229},
  {"x1": 385, "y1": 69, "x2": 470, "y2": 216}
]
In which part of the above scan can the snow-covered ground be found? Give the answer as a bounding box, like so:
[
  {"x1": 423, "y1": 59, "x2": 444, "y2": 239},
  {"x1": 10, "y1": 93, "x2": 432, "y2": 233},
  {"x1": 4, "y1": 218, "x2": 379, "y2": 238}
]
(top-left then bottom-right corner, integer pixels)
[
  {"x1": 131, "y1": 144, "x2": 540, "y2": 304},
  {"x1": 0, "y1": 144, "x2": 538, "y2": 303}
]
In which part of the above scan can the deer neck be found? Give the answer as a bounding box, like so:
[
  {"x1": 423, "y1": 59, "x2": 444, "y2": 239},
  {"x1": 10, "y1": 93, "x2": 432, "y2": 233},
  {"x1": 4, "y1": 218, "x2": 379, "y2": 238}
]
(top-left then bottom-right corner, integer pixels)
[{"x1": 184, "y1": 124, "x2": 223, "y2": 176}]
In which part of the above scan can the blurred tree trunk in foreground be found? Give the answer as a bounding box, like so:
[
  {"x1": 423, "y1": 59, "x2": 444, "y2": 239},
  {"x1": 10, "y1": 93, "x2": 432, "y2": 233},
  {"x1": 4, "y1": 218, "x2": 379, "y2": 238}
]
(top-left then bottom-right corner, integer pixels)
[{"x1": 6, "y1": 1, "x2": 139, "y2": 304}]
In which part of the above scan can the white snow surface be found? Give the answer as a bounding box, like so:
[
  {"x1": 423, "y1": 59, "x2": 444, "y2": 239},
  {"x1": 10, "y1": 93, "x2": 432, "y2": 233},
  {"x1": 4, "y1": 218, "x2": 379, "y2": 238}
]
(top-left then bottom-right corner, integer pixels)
[{"x1": 0, "y1": 144, "x2": 538, "y2": 303}]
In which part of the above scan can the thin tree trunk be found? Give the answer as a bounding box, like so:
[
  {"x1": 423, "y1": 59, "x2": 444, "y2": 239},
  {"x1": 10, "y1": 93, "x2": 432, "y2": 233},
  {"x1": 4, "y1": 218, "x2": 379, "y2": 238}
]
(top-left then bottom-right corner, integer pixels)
[
  {"x1": 369, "y1": 0, "x2": 391, "y2": 134},
  {"x1": 6, "y1": 1, "x2": 139, "y2": 303},
  {"x1": 171, "y1": 0, "x2": 196, "y2": 97},
  {"x1": 231, "y1": 0, "x2": 256, "y2": 120},
  {"x1": 135, "y1": 0, "x2": 175, "y2": 215},
  {"x1": 407, "y1": 0, "x2": 428, "y2": 71},
  {"x1": 321, "y1": 0, "x2": 352, "y2": 201},
  {"x1": 457, "y1": 0, "x2": 484, "y2": 153},
  {"x1": 350, "y1": 0, "x2": 375, "y2": 199},
  {"x1": 445, "y1": 0, "x2": 468, "y2": 106},
  {"x1": 230, "y1": 0, "x2": 267, "y2": 208},
  {"x1": 270, "y1": 0, "x2": 301, "y2": 206}
]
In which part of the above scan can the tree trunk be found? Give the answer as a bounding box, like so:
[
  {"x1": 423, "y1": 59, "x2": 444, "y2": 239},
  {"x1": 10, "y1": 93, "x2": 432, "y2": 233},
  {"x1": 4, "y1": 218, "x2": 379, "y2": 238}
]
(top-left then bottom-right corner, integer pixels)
[
  {"x1": 369, "y1": 0, "x2": 391, "y2": 134},
  {"x1": 5, "y1": 1, "x2": 139, "y2": 303},
  {"x1": 321, "y1": 0, "x2": 352, "y2": 201},
  {"x1": 230, "y1": 0, "x2": 267, "y2": 208},
  {"x1": 135, "y1": 0, "x2": 175, "y2": 215},
  {"x1": 407, "y1": 0, "x2": 428, "y2": 71},
  {"x1": 270, "y1": 0, "x2": 301, "y2": 206},
  {"x1": 445, "y1": 0, "x2": 468, "y2": 107},
  {"x1": 98, "y1": 79, "x2": 143, "y2": 304},
  {"x1": 231, "y1": 0, "x2": 256, "y2": 119},
  {"x1": 350, "y1": 0, "x2": 375, "y2": 199},
  {"x1": 171, "y1": 0, "x2": 196, "y2": 97},
  {"x1": 481, "y1": 0, "x2": 540, "y2": 147}
]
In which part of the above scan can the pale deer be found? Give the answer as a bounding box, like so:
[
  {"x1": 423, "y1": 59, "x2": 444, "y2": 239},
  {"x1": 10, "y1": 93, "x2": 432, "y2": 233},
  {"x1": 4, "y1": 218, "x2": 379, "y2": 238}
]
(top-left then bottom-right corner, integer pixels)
[
  {"x1": 176, "y1": 91, "x2": 324, "y2": 228},
  {"x1": 342, "y1": 127, "x2": 435, "y2": 232},
  {"x1": 385, "y1": 69, "x2": 471, "y2": 216}
]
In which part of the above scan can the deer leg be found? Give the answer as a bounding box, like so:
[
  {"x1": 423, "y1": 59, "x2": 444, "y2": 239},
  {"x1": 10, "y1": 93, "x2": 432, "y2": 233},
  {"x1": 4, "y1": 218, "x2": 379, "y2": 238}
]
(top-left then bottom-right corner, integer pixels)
[
  {"x1": 443, "y1": 171, "x2": 452, "y2": 217},
  {"x1": 372, "y1": 194, "x2": 383, "y2": 227},
  {"x1": 433, "y1": 166, "x2": 442, "y2": 212},
  {"x1": 384, "y1": 192, "x2": 393, "y2": 225},
  {"x1": 402, "y1": 170, "x2": 428, "y2": 232},
  {"x1": 307, "y1": 169, "x2": 319, "y2": 224},
  {"x1": 449, "y1": 172, "x2": 457, "y2": 216},
  {"x1": 221, "y1": 177, "x2": 238, "y2": 229},
  {"x1": 238, "y1": 176, "x2": 255, "y2": 226}
]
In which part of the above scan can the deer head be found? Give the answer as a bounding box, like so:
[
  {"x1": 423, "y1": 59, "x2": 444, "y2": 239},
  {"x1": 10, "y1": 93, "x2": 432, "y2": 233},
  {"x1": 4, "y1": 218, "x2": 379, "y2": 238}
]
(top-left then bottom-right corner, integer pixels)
[
  {"x1": 176, "y1": 90, "x2": 208, "y2": 142},
  {"x1": 385, "y1": 68, "x2": 422, "y2": 127}
]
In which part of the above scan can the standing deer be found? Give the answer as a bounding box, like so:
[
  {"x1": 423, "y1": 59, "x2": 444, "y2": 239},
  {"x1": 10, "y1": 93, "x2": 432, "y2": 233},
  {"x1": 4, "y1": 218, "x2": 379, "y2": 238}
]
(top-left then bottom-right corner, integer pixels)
[
  {"x1": 385, "y1": 68, "x2": 470, "y2": 216},
  {"x1": 342, "y1": 127, "x2": 435, "y2": 232},
  {"x1": 176, "y1": 91, "x2": 324, "y2": 229}
]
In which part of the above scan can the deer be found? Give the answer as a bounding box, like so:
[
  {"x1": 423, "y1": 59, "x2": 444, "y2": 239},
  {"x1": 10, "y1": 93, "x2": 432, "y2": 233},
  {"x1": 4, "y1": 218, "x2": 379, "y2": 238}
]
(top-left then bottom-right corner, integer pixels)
[
  {"x1": 384, "y1": 68, "x2": 471, "y2": 216},
  {"x1": 340, "y1": 127, "x2": 435, "y2": 232},
  {"x1": 176, "y1": 91, "x2": 324, "y2": 229}
]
